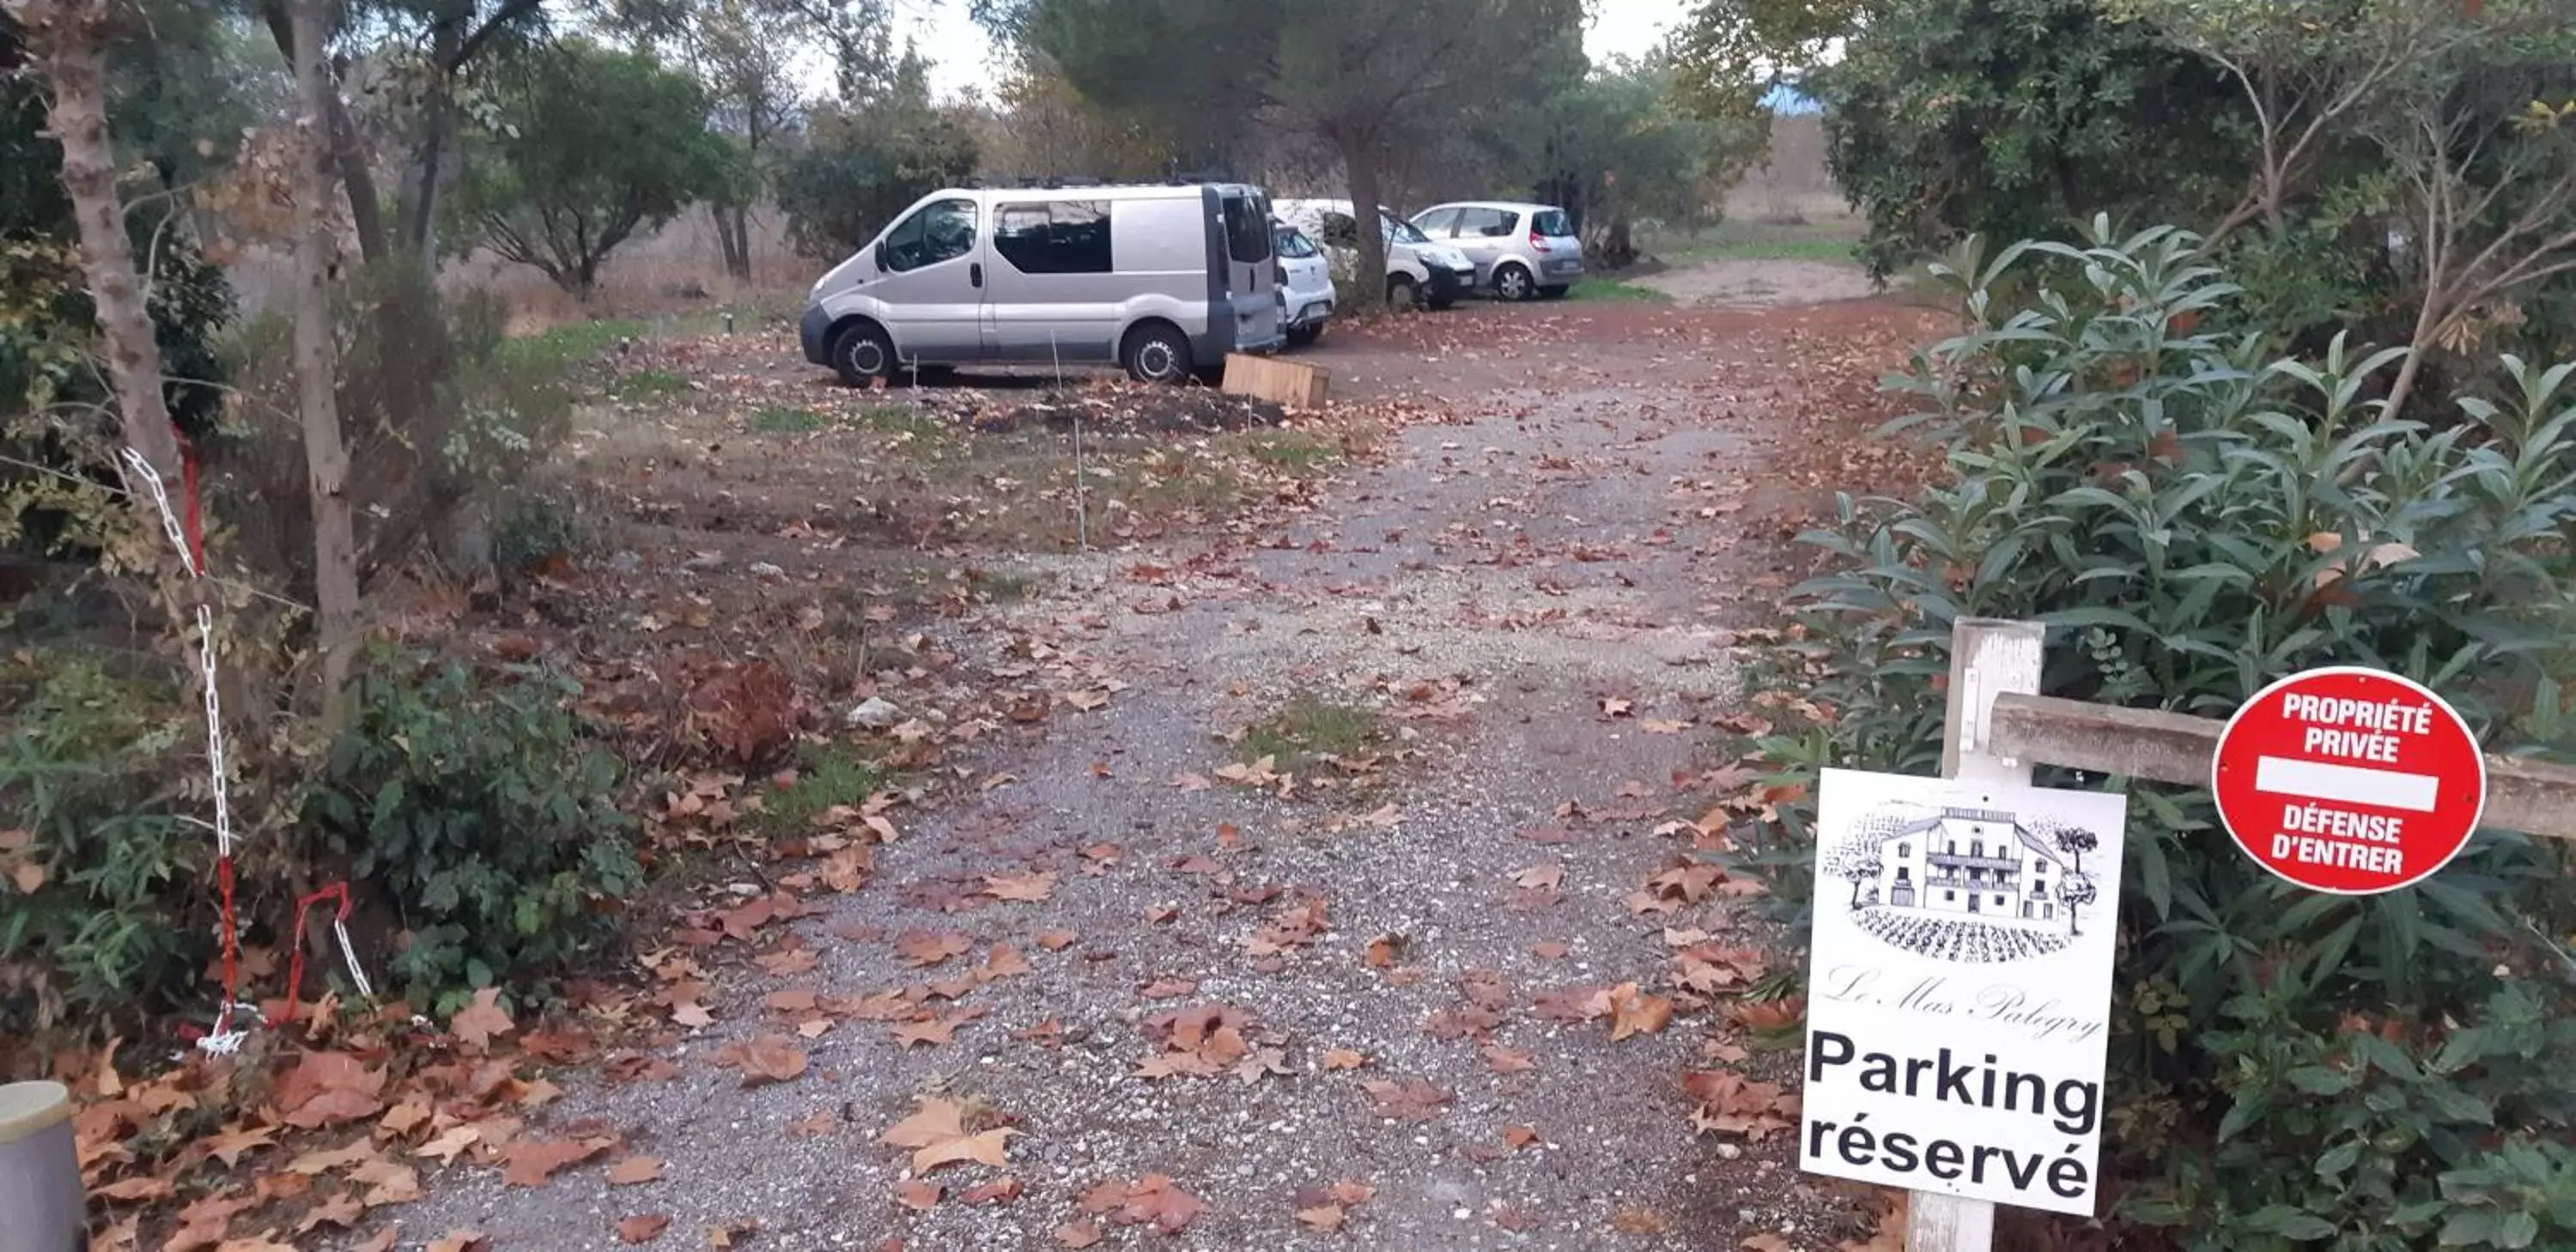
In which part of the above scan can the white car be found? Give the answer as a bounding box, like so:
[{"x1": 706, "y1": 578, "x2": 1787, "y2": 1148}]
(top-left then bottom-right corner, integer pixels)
[
  {"x1": 1412, "y1": 201, "x2": 1585, "y2": 301},
  {"x1": 1273, "y1": 198, "x2": 1477, "y2": 309},
  {"x1": 1273, "y1": 221, "x2": 1334, "y2": 347}
]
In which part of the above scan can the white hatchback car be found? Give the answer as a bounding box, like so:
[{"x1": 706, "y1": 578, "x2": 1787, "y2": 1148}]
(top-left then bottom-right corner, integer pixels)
[
  {"x1": 1273, "y1": 221, "x2": 1335, "y2": 347},
  {"x1": 1411, "y1": 201, "x2": 1584, "y2": 301}
]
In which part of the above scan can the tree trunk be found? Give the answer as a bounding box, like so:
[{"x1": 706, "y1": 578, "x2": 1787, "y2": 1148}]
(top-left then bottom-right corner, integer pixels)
[
  {"x1": 258, "y1": 0, "x2": 386, "y2": 264},
  {"x1": 404, "y1": 19, "x2": 461, "y2": 256},
  {"x1": 9, "y1": 0, "x2": 183, "y2": 489},
  {"x1": 1335, "y1": 128, "x2": 1391, "y2": 311},
  {"x1": 713, "y1": 203, "x2": 750, "y2": 281},
  {"x1": 293, "y1": 0, "x2": 361, "y2": 722},
  {"x1": 2384, "y1": 290, "x2": 2445, "y2": 421}
]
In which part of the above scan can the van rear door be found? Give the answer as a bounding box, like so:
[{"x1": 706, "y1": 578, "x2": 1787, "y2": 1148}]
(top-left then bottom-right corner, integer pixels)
[{"x1": 1216, "y1": 190, "x2": 1281, "y2": 351}]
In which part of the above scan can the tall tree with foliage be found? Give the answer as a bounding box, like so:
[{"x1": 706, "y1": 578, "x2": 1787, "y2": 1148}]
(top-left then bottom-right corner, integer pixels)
[
  {"x1": 772, "y1": 29, "x2": 978, "y2": 263},
  {"x1": 1677, "y1": 0, "x2": 2252, "y2": 279},
  {"x1": 1000, "y1": 0, "x2": 1583, "y2": 307},
  {"x1": 448, "y1": 40, "x2": 740, "y2": 297},
  {"x1": 1528, "y1": 55, "x2": 1765, "y2": 262}
]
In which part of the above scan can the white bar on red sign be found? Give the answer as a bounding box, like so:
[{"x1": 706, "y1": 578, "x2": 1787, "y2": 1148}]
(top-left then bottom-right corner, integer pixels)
[{"x1": 2252, "y1": 756, "x2": 2439, "y2": 812}]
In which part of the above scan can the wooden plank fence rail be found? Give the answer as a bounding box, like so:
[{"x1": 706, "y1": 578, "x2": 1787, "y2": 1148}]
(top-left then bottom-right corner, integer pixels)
[{"x1": 1986, "y1": 693, "x2": 2576, "y2": 842}]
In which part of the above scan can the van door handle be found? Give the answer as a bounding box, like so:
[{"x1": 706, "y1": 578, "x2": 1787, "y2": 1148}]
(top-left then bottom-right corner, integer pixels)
[{"x1": 970, "y1": 263, "x2": 983, "y2": 288}]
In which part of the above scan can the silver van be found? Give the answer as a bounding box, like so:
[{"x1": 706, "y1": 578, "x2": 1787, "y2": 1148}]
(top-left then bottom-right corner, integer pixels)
[{"x1": 799, "y1": 182, "x2": 1282, "y2": 386}]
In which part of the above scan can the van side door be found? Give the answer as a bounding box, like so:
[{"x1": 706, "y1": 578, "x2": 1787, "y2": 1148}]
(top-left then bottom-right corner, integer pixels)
[
  {"x1": 869, "y1": 196, "x2": 987, "y2": 365},
  {"x1": 986, "y1": 198, "x2": 1118, "y2": 362}
]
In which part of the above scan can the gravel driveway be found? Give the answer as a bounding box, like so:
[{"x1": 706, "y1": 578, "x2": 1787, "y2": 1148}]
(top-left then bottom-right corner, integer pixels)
[{"x1": 368, "y1": 299, "x2": 1943, "y2": 1252}]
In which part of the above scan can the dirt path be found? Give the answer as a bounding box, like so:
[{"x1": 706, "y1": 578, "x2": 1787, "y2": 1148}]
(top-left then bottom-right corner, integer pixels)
[
  {"x1": 1631, "y1": 259, "x2": 1881, "y2": 308},
  {"x1": 374, "y1": 301, "x2": 1943, "y2": 1251}
]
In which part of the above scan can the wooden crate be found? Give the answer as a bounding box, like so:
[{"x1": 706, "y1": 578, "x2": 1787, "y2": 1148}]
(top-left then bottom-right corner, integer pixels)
[{"x1": 1221, "y1": 353, "x2": 1329, "y2": 408}]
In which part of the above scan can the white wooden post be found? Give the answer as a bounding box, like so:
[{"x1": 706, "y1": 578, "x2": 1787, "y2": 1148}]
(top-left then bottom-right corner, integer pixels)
[{"x1": 1911, "y1": 617, "x2": 2044, "y2": 1252}]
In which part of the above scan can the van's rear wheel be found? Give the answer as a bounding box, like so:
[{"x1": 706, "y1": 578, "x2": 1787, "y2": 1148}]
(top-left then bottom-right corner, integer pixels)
[
  {"x1": 1493, "y1": 264, "x2": 1536, "y2": 301},
  {"x1": 1121, "y1": 321, "x2": 1193, "y2": 385},
  {"x1": 829, "y1": 322, "x2": 896, "y2": 386}
]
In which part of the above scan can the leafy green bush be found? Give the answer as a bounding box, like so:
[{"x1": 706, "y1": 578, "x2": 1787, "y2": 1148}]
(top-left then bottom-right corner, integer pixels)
[
  {"x1": 1756, "y1": 219, "x2": 2576, "y2": 1249},
  {"x1": 302, "y1": 651, "x2": 640, "y2": 1012},
  {"x1": 0, "y1": 657, "x2": 207, "y2": 1032}
]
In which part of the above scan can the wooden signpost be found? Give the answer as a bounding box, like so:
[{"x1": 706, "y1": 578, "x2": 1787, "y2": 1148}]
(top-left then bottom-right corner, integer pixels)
[{"x1": 1807, "y1": 619, "x2": 2576, "y2": 1251}]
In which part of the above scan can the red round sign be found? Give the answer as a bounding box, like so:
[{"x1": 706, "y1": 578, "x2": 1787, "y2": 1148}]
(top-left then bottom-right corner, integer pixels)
[{"x1": 2211, "y1": 666, "x2": 2486, "y2": 895}]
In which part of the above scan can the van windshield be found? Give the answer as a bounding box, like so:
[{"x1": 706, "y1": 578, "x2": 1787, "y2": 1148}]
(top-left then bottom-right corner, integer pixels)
[{"x1": 1381, "y1": 210, "x2": 1430, "y2": 246}]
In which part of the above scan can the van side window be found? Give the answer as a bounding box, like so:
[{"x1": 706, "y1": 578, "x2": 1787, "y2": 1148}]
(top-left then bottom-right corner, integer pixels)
[
  {"x1": 995, "y1": 200, "x2": 1112, "y2": 275},
  {"x1": 1459, "y1": 207, "x2": 1515, "y2": 237},
  {"x1": 884, "y1": 198, "x2": 978, "y2": 273},
  {"x1": 1221, "y1": 193, "x2": 1272, "y2": 264}
]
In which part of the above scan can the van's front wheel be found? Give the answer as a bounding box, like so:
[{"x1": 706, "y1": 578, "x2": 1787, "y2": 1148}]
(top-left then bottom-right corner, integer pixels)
[
  {"x1": 1121, "y1": 321, "x2": 1194, "y2": 385},
  {"x1": 829, "y1": 322, "x2": 896, "y2": 386}
]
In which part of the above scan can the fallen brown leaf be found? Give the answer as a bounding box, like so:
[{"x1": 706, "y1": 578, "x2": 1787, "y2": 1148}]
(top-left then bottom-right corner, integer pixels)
[
  {"x1": 881, "y1": 1097, "x2": 1017, "y2": 1174},
  {"x1": 713, "y1": 1035, "x2": 808, "y2": 1085},
  {"x1": 983, "y1": 872, "x2": 1057, "y2": 902},
  {"x1": 499, "y1": 1137, "x2": 614, "y2": 1188},
  {"x1": 1607, "y1": 982, "x2": 1674, "y2": 1041},
  {"x1": 448, "y1": 988, "x2": 515, "y2": 1051},
  {"x1": 614, "y1": 1213, "x2": 671, "y2": 1244},
  {"x1": 607, "y1": 1156, "x2": 664, "y2": 1186}
]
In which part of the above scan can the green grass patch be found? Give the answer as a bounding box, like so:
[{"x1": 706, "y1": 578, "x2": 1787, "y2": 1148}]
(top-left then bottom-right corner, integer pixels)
[
  {"x1": 1567, "y1": 277, "x2": 1674, "y2": 303},
  {"x1": 848, "y1": 401, "x2": 941, "y2": 435},
  {"x1": 750, "y1": 406, "x2": 829, "y2": 434},
  {"x1": 757, "y1": 742, "x2": 886, "y2": 835},
  {"x1": 1688, "y1": 239, "x2": 1860, "y2": 263},
  {"x1": 608, "y1": 369, "x2": 691, "y2": 402},
  {"x1": 1637, "y1": 222, "x2": 1867, "y2": 269},
  {"x1": 501, "y1": 319, "x2": 646, "y2": 369},
  {"x1": 1239, "y1": 696, "x2": 1383, "y2": 775},
  {"x1": 1245, "y1": 434, "x2": 1342, "y2": 469}
]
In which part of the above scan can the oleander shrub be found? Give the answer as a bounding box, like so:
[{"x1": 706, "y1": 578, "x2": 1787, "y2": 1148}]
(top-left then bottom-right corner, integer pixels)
[
  {"x1": 1745, "y1": 218, "x2": 2576, "y2": 1249},
  {"x1": 0, "y1": 656, "x2": 208, "y2": 1033}
]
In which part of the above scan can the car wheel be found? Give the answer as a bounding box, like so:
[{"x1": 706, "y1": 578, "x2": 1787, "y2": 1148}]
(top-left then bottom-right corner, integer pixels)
[
  {"x1": 829, "y1": 322, "x2": 896, "y2": 387},
  {"x1": 1538, "y1": 284, "x2": 1571, "y2": 301},
  {"x1": 1121, "y1": 321, "x2": 1194, "y2": 385},
  {"x1": 1386, "y1": 274, "x2": 1418, "y2": 309},
  {"x1": 1494, "y1": 264, "x2": 1536, "y2": 301}
]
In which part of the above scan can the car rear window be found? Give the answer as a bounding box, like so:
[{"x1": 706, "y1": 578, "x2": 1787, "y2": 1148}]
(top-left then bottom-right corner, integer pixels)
[{"x1": 1533, "y1": 209, "x2": 1573, "y2": 237}]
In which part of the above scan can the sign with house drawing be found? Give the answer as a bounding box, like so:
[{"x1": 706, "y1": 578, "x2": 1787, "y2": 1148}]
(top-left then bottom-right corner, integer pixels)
[{"x1": 1800, "y1": 769, "x2": 2127, "y2": 1216}]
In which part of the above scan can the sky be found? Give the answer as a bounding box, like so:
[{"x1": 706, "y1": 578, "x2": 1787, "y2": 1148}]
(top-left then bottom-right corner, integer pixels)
[{"x1": 882, "y1": 0, "x2": 1703, "y2": 100}]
